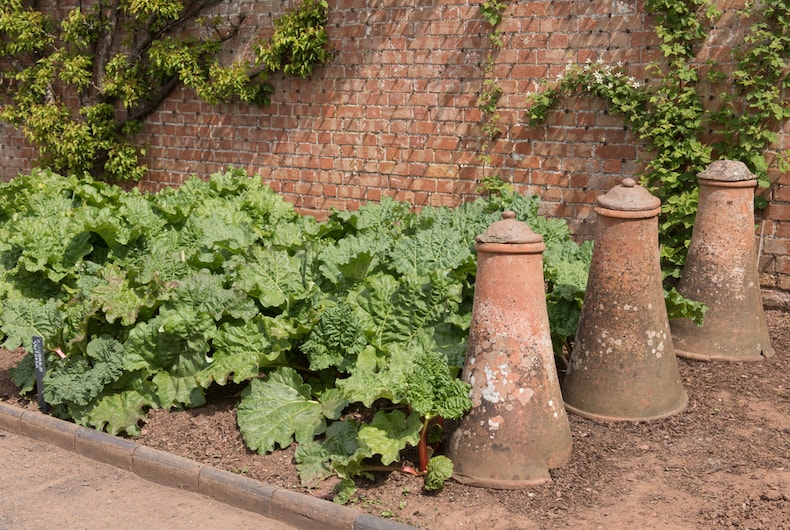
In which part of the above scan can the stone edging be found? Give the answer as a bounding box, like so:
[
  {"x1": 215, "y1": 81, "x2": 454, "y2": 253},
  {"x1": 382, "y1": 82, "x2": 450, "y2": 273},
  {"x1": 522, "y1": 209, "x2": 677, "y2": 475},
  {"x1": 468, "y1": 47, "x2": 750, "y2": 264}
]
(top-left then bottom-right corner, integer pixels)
[{"x1": 0, "y1": 401, "x2": 416, "y2": 530}]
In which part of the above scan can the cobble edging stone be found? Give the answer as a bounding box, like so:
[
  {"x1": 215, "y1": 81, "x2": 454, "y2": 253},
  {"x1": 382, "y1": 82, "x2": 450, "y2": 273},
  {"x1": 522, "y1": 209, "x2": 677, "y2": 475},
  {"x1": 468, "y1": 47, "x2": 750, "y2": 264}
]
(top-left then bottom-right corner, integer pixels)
[{"x1": 0, "y1": 402, "x2": 416, "y2": 530}]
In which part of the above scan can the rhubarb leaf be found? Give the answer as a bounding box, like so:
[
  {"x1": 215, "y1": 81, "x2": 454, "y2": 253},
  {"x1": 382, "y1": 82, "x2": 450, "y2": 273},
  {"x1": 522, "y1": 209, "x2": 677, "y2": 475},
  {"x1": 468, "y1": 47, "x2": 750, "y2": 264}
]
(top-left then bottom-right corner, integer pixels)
[
  {"x1": 237, "y1": 367, "x2": 328, "y2": 454},
  {"x1": 70, "y1": 378, "x2": 157, "y2": 436},
  {"x1": 43, "y1": 336, "x2": 125, "y2": 407},
  {"x1": 1, "y1": 297, "x2": 63, "y2": 350},
  {"x1": 301, "y1": 301, "x2": 367, "y2": 372},
  {"x1": 233, "y1": 247, "x2": 308, "y2": 308},
  {"x1": 196, "y1": 316, "x2": 287, "y2": 386},
  {"x1": 357, "y1": 409, "x2": 422, "y2": 465},
  {"x1": 295, "y1": 420, "x2": 370, "y2": 485},
  {"x1": 424, "y1": 455, "x2": 454, "y2": 491}
]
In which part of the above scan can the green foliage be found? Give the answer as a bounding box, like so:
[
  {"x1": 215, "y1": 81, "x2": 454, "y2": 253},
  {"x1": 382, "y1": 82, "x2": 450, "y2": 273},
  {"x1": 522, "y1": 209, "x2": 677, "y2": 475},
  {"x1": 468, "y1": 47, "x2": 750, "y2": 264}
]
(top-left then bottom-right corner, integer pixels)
[
  {"x1": 477, "y1": 0, "x2": 506, "y2": 170},
  {"x1": 0, "y1": 0, "x2": 331, "y2": 181},
  {"x1": 0, "y1": 168, "x2": 590, "y2": 495},
  {"x1": 43, "y1": 336, "x2": 125, "y2": 408},
  {"x1": 424, "y1": 455, "x2": 454, "y2": 491},
  {"x1": 237, "y1": 367, "x2": 344, "y2": 453},
  {"x1": 525, "y1": 0, "x2": 790, "y2": 279},
  {"x1": 664, "y1": 286, "x2": 707, "y2": 324},
  {"x1": 257, "y1": 0, "x2": 330, "y2": 78}
]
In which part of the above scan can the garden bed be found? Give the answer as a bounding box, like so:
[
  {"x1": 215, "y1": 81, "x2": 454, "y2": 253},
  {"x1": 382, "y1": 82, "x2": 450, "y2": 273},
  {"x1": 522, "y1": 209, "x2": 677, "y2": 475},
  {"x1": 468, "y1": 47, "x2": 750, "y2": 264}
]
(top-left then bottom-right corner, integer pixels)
[{"x1": 1, "y1": 309, "x2": 788, "y2": 529}]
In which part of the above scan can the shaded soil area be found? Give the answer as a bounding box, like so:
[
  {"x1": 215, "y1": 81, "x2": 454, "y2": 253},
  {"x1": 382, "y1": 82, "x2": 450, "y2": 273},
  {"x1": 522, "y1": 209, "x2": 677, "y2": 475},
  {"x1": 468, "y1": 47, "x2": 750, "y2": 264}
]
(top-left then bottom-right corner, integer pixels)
[{"x1": 1, "y1": 310, "x2": 789, "y2": 529}]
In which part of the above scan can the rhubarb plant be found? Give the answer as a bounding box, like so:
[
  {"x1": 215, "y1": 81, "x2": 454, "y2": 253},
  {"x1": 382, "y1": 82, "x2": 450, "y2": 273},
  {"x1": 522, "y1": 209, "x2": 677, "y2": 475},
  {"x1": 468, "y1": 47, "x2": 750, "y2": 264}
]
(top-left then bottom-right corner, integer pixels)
[{"x1": 0, "y1": 168, "x2": 590, "y2": 496}]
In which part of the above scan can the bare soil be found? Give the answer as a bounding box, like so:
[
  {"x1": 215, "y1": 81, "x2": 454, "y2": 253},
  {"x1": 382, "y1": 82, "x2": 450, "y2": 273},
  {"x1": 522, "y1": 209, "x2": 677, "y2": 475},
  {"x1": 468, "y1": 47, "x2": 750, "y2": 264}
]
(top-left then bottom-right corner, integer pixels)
[{"x1": 1, "y1": 310, "x2": 789, "y2": 530}]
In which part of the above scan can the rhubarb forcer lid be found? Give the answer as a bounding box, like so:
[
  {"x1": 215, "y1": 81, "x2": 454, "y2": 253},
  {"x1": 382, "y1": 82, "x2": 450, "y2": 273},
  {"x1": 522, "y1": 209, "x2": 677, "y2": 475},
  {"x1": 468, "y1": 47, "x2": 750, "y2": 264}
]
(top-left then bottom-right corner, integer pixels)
[
  {"x1": 698, "y1": 160, "x2": 755, "y2": 182},
  {"x1": 475, "y1": 211, "x2": 543, "y2": 244},
  {"x1": 596, "y1": 178, "x2": 660, "y2": 211}
]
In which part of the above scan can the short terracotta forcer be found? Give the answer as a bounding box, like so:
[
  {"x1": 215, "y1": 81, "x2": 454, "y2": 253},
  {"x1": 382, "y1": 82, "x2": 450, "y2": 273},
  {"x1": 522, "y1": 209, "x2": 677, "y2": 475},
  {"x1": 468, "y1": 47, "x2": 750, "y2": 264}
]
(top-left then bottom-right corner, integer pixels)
[{"x1": 447, "y1": 211, "x2": 572, "y2": 488}]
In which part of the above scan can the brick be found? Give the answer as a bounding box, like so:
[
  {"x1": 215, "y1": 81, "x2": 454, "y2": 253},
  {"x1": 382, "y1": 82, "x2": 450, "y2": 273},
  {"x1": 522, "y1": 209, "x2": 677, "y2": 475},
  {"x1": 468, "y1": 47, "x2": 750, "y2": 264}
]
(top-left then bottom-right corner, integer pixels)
[
  {"x1": 766, "y1": 203, "x2": 790, "y2": 222},
  {"x1": 773, "y1": 185, "x2": 790, "y2": 202},
  {"x1": 762, "y1": 238, "x2": 790, "y2": 256},
  {"x1": 776, "y1": 256, "x2": 790, "y2": 275},
  {"x1": 775, "y1": 221, "x2": 790, "y2": 238},
  {"x1": 595, "y1": 144, "x2": 637, "y2": 160}
]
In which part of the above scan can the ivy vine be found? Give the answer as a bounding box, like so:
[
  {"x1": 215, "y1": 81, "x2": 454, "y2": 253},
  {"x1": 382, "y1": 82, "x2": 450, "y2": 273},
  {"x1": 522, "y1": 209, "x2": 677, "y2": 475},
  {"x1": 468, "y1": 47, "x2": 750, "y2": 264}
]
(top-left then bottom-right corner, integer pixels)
[
  {"x1": 525, "y1": 0, "x2": 790, "y2": 280},
  {"x1": 477, "y1": 0, "x2": 506, "y2": 172}
]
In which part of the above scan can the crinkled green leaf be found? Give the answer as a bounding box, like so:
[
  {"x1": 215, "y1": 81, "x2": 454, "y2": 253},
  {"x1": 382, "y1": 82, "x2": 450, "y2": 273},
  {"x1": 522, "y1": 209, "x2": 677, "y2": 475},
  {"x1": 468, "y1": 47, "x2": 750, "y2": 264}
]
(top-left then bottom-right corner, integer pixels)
[
  {"x1": 237, "y1": 367, "x2": 328, "y2": 454},
  {"x1": 665, "y1": 286, "x2": 707, "y2": 325},
  {"x1": 317, "y1": 234, "x2": 384, "y2": 286},
  {"x1": 357, "y1": 409, "x2": 422, "y2": 466},
  {"x1": 191, "y1": 212, "x2": 257, "y2": 254},
  {"x1": 80, "y1": 206, "x2": 132, "y2": 250},
  {"x1": 318, "y1": 388, "x2": 349, "y2": 420},
  {"x1": 301, "y1": 301, "x2": 367, "y2": 372},
  {"x1": 129, "y1": 229, "x2": 191, "y2": 284},
  {"x1": 44, "y1": 357, "x2": 104, "y2": 406},
  {"x1": 347, "y1": 274, "x2": 409, "y2": 350},
  {"x1": 329, "y1": 197, "x2": 411, "y2": 234},
  {"x1": 293, "y1": 439, "x2": 333, "y2": 485},
  {"x1": 1, "y1": 297, "x2": 63, "y2": 350},
  {"x1": 234, "y1": 247, "x2": 309, "y2": 308},
  {"x1": 44, "y1": 337, "x2": 126, "y2": 406},
  {"x1": 149, "y1": 177, "x2": 206, "y2": 223},
  {"x1": 69, "y1": 378, "x2": 157, "y2": 436},
  {"x1": 152, "y1": 370, "x2": 206, "y2": 409},
  {"x1": 389, "y1": 225, "x2": 471, "y2": 278},
  {"x1": 10, "y1": 192, "x2": 94, "y2": 282},
  {"x1": 165, "y1": 271, "x2": 244, "y2": 321},
  {"x1": 404, "y1": 347, "x2": 472, "y2": 420},
  {"x1": 424, "y1": 455, "x2": 454, "y2": 491},
  {"x1": 123, "y1": 310, "x2": 213, "y2": 374},
  {"x1": 543, "y1": 239, "x2": 592, "y2": 292},
  {"x1": 335, "y1": 354, "x2": 404, "y2": 408},
  {"x1": 295, "y1": 420, "x2": 369, "y2": 485},
  {"x1": 9, "y1": 351, "x2": 36, "y2": 393},
  {"x1": 196, "y1": 316, "x2": 287, "y2": 386},
  {"x1": 90, "y1": 264, "x2": 149, "y2": 326},
  {"x1": 332, "y1": 478, "x2": 357, "y2": 505}
]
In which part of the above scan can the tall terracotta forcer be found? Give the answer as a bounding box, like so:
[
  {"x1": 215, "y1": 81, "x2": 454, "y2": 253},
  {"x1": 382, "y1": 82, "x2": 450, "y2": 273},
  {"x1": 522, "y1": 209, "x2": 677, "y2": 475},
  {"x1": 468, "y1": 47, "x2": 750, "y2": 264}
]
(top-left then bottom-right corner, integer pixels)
[
  {"x1": 447, "y1": 211, "x2": 572, "y2": 488},
  {"x1": 670, "y1": 160, "x2": 775, "y2": 361},
  {"x1": 562, "y1": 178, "x2": 688, "y2": 421}
]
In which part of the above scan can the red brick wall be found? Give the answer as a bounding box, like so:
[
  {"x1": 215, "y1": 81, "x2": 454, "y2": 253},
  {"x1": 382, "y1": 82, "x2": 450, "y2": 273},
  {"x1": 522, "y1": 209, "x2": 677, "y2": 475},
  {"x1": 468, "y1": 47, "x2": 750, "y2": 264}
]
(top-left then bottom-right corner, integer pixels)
[{"x1": 2, "y1": 0, "x2": 790, "y2": 291}]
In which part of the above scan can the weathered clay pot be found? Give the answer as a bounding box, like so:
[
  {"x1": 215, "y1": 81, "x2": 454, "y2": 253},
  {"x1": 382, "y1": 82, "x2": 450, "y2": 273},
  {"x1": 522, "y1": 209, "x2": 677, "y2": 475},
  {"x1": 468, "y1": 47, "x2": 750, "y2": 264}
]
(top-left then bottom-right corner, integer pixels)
[
  {"x1": 562, "y1": 178, "x2": 688, "y2": 421},
  {"x1": 447, "y1": 211, "x2": 572, "y2": 488},
  {"x1": 671, "y1": 160, "x2": 775, "y2": 361}
]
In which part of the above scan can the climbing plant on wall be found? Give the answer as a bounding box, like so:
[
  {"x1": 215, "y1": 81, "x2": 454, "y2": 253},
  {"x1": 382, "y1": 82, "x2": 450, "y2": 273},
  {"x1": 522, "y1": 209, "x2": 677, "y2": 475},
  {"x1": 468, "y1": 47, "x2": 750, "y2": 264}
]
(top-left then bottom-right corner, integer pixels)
[
  {"x1": 476, "y1": 0, "x2": 506, "y2": 186},
  {"x1": 0, "y1": 0, "x2": 330, "y2": 181},
  {"x1": 526, "y1": 0, "x2": 790, "y2": 279}
]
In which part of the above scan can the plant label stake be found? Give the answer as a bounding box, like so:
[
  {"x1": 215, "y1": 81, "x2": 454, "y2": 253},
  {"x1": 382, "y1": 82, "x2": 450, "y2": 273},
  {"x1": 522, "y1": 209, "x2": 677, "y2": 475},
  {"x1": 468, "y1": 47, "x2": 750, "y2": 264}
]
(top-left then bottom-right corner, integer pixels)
[
  {"x1": 562, "y1": 178, "x2": 688, "y2": 421},
  {"x1": 447, "y1": 211, "x2": 572, "y2": 488},
  {"x1": 670, "y1": 160, "x2": 775, "y2": 361},
  {"x1": 32, "y1": 335, "x2": 48, "y2": 413}
]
